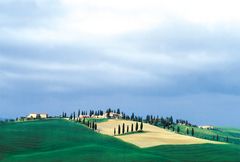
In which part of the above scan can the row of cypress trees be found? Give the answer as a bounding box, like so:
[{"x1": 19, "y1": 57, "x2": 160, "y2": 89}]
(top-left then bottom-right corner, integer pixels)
[{"x1": 114, "y1": 121, "x2": 143, "y2": 136}]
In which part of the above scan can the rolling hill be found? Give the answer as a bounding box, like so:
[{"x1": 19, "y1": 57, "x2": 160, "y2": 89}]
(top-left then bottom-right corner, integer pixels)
[
  {"x1": 97, "y1": 119, "x2": 222, "y2": 147},
  {"x1": 0, "y1": 119, "x2": 240, "y2": 162}
]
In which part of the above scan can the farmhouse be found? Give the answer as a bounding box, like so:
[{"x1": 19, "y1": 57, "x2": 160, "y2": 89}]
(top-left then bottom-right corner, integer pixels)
[
  {"x1": 40, "y1": 113, "x2": 48, "y2": 119},
  {"x1": 79, "y1": 115, "x2": 90, "y2": 119},
  {"x1": 27, "y1": 113, "x2": 48, "y2": 119},
  {"x1": 198, "y1": 125, "x2": 214, "y2": 130},
  {"x1": 104, "y1": 112, "x2": 122, "y2": 119}
]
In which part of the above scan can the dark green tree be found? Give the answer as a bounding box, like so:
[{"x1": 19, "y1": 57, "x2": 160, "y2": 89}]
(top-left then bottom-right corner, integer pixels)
[
  {"x1": 140, "y1": 121, "x2": 143, "y2": 131},
  {"x1": 122, "y1": 123, "x2": 125, "y2": 134},
  {"x1": 177, "y1": 126, "x2": 180, "y2": 133},
  {"x1": 83, "y1": 118, "x2": 85, "y2": 124},
  {"x1": 191, "y1": 128, "x2": 194, "y2": 136},
  {"x1": 172, "y1": 126, "x2": 175, "y2": 132},
  {"x1": 186, "y1": 128, "x2": 189, "y2": 135},
  {"x1": 92, "y1": 122, "x2": 95, "y2": 130},
  {"x1": 114, "y1": 128, "x2": 116, "y2": 136},
  {"x1": 118, "y1": 125, "x2": 121, "y2": 135},
  {"x1": 131, "y1": 123, "x2": 134, "y2": 132},
  {"x1": 127, "y1": 125, "x2": 129, "y2": 133},
  {"x1": 131, "y1": 113, "x2": 135, "y2": 120},
  {"x1": 226, "y1": 136, "x2": 229, "y2": 142},
  {"x1": 216, "y1": 135, "x2": 219, "y2": 141},
  {"x1": 94, "y1": 123, "x2": 97, "y2": 130},
  {"x1": 136, "y1": 122, "x2": 139, "y2": 131}
]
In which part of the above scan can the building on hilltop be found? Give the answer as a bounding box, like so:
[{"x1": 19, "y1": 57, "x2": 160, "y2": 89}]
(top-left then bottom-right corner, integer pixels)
[
  {"x1": 104, "y1": 112, "x2": 122, "y2": 119},
  {"x1": 198, "y1": 125, "x2": 214, "y2": 130},
  {"x1": 27, "y1": 113, "x2": 48, "y2": 119}
]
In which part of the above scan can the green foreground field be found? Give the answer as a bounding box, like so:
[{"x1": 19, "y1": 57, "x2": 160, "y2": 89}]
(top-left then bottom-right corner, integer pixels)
[{"x1": 0, "y1": 119, "x2": 240, "y2": 162}]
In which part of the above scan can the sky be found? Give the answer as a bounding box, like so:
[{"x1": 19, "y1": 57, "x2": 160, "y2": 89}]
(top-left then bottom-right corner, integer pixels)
[{"x1": 1, "y1": 0, "x2": 240, "y2": 127}]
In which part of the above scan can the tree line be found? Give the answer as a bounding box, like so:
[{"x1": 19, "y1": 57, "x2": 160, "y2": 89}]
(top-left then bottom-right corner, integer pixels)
[{"x1": 114, "y1": 121, "x2": 143, "y2": 136}]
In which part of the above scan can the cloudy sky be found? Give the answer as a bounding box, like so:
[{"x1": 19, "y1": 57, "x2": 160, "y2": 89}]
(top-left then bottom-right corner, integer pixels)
[{"x1": 1, "y1": 0, "x2": 240, "y2": 127}]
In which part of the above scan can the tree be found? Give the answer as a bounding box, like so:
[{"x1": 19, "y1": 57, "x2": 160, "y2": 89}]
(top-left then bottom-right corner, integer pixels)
[
  {"x1": 140, "y1": 121, "x2": 143, "y2": 131},
  {"x1": 216, "y1": 135, "x2": 219, "y2": 141},
  {"x1": 136, "y1": 122, "x2": 139, "y2": 131},
  {"x1": 83, "y1": 118, "x2": 85, "y2": 124},
  {"x1": 94, "y1": 123, "x2": 97, "y2": 130},
  {"x1": 177, "y1": 126, "x2": 180, "y2": 133},
  {"x1": 131, "y1": 113, "x2": 135, "y2": 120},
  {"x1": 172, "y1": 126, "x2": 175, "y2": 132},
  {"x1": 226, "y1": 136, "x2": 229, "y2": 142},
  {"x1": 191, "y1": 128, "x2": 194, "y2": 136},
  {"x1": 122, "y1": 123, "x2": 125, "y2": 134},
  {"x1": 118, "y1": 125, "x2": 121, "y2": 135},
  {"x1": 117, "y1": 109, "x2": 120, "y2": 114},
  {"x1": 131, "y1": 123, "x2": 134, "y2": 132},
  {"x1": 92, "y1": 122, "x2": 95, "y2": 130},
  {"x1": 186, "y1": 128, "x2": 189, "y2": 135},
  {"x1": 78, "y1": 110, "x2": 80, "y2": 117},
  {"x1": 127, "y1": 125, "x2": 129, "y2": 133},
  {"x1": 169, "y1": 116, "x2": 173, "y2": 124},
  {"x1": 73, "y1": 112, "x2": 76, "y2": 120},
  {"x1": 87, "y1": 121, "x2": 90, "y2": 127},
  {"x1": 114, "y1": 128, "x2": 116, "y2": 136}
]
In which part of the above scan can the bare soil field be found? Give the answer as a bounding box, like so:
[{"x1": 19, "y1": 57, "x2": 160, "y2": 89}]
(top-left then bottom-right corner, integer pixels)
[{"x1": 97, "y1": 119, "x2": 223, "y2": 148}]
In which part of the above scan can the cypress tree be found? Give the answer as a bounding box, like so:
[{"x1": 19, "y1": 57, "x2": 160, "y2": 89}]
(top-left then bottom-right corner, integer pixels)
[
  {"x1": 191, "y1": 128, "x2": 194, "y2": 136},
  {"x1": 118, "y1": 125, "x2": 121, "y2": 135},
  {"x1": 216, "y1": 135, "x2": 219, "y2": 141},
  {"x1": 136, "y1": 122, "x2": 139, "y2": 131},
  {"x1": 114, "y1": 128, "x2": 116, "y2": 136},
  {"x1": 127, "y1": 125, "x2": 129, "y2": 133},
  {"x1": 83, "y1": 118, "x2": 85, "y2": 124},
  {"x1": 140, "y1": 121, "x2": 143, "y2": 131},
  {"x1": 177, "y1": 126, "x2": 180, "y2": 133},
  {"x1": 92, "y1": 122, "x2": 95, "y2": 130},
  {"x1": 122, "y1": 123, "x2": 125, "y2": 134},
  {"x1": 186, "y1": 128, "x2": 189, "y2": 135},
  {"x1": 226, "y1": 136, "x2": 229, "y2": 142},
  {"x1": 95, "y1": 123, "x2": 97, "y2": 130},
  {"x1": 172, "y1": 126, "x2": 175, "y2": 132},
  {"x1": 73, "y1": 112, "x2": 76, "y2": 120},
  {"x1": 131, "y1": 123, "x2": 134, "y2": 132}
]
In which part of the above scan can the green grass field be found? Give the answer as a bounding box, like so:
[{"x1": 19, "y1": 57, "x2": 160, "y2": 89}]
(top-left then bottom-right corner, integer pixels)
[
  {"x1": 173, "y1": 124, "x2": 240, "y2": 144},
  {"x1": 0, "y1": 119, "x2": 240, "y2": 162}
]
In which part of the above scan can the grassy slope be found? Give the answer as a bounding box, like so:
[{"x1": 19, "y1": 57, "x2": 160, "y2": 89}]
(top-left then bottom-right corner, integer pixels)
[
  {"x1": 175, "y1": 124, "x2": 240, "y2": 144},
  {"x1": 0, "y1": 119, "x2": 239, "y2": 162}
]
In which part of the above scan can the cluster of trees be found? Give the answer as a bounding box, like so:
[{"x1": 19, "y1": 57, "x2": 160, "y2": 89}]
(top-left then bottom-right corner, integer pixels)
[
  {"x1": 185, "y1": 128, "x2": 195, "y2": 136},
  {"x1": 145, "y1": 115, "x2": 173, "y2": 127},
  {"x1": 114, "y1": 121, "x2": 143, "y2": 136},
  {"x1": 212, "y1": 134, "x2": 229, "y2": 142},
  {"x1": 68, "y1": 115, "x2": 98, "y2": 131},
  {"x1": 64, "y1": 109, "x2": 105, "y2": 120},
  {"x1": 86, "y1": 120, "x2": 97, "y2": 131},
  {"x1": 89, "y1": 110, "x2": 104, "y2": 116}
]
